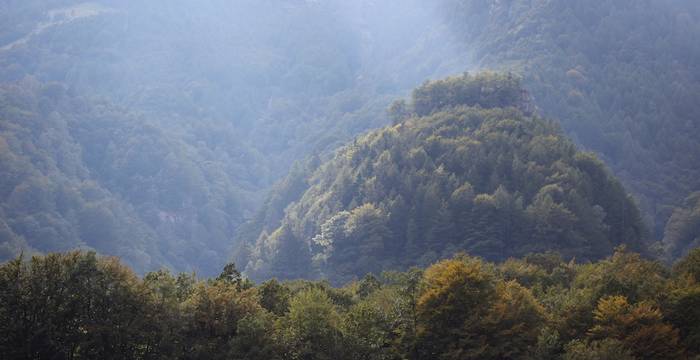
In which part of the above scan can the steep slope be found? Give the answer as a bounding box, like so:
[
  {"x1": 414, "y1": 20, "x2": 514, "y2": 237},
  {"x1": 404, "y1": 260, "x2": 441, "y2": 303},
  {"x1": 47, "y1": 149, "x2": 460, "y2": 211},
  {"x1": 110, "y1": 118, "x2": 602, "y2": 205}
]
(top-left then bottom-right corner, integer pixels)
[
  {"x1": 663, "y1": 192, "x2": 700, "y2": 259},
  {"x1": 0, "y1": 80, "x2": 253, "y2": 274},
  {"x1": 438, "y1": 0, "x2": 700, "y2": 239},
  {"x1": 0, "y1": 0, "x2": 470, "y2": 274},
  {"x1": 241, "y1": 73, "x2": 648, "y2": 283},
  {"x1": 4, "y1": 0, "x2": 696, "y2": 275}
]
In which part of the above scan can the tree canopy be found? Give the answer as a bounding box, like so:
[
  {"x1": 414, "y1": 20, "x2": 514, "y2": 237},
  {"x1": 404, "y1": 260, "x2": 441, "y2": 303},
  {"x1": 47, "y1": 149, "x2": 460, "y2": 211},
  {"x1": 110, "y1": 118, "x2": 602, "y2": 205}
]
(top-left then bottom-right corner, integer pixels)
[
  {"x1": 1, "y1": 248, "x2": 698, "y2": 359},
  {"x1": 241, "y1": 73, "x2": 648, "y2": 283}
]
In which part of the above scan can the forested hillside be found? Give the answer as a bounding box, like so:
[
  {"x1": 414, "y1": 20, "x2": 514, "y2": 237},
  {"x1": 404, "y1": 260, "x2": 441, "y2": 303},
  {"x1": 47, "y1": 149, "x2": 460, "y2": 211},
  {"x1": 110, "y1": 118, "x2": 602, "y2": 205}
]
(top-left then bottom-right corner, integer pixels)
[
  {"x1": 240, "y1": 73, "x2": 648, "y2": 284},
  {"x1": 3, "y1": 248, "x2": 699, "y2": 359},
  {"x1": 1, "y1": 0, "x2": 699, "y2": 276},
  {"x1": 438, "y1": 0, "x2": 700, "y2": 241},
  {"x1": 0, "y1": 0, "x2": 468, "y2": 274},
  {"x1": 664, "y1": 192, "x2": 700, "y2": 261},
  {"x1": 0, "y1": 80, "x2": 250, "y2": 274},
  {"x1": 3, "y1": 1, "x2": 700, "y2": 358}
]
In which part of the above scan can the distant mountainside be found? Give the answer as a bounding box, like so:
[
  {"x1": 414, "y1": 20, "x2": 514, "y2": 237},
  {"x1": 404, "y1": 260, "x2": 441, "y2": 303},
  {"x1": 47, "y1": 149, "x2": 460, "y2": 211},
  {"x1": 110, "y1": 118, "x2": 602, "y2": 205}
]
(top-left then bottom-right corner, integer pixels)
[
  {"x1": 0, "y1": 0, "x2": 469, "y2": 274},
  {"x1": 663, "y1": 191, "x2": 700, "y2": 260},
  {"x1": 0, "y1": 80, "x2": 252, "y2": 274},
  {"x1": 1, "y1": 0, "x2": 699, "y2": 275},
  {"x1": 239, "y1": 73, "x2": 648, "y2": 284},
  {"x1": 437, "y1": 0, "x2": 700, "y2": 241}
]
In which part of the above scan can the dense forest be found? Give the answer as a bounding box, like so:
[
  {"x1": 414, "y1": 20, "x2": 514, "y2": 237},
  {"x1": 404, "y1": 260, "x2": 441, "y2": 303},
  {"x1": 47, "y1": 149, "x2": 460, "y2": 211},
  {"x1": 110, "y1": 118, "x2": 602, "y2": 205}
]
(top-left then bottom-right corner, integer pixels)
[
  {"x1": 1, "y1": 0, "x2": 699, "y2": 275},
  {"x1": 0, "y1": 79, "x2": 249, "y2": 274},
  {"x1": 0, "y1": 0, "x2": 469, "y2": 275},
  {"x1": 239, "y1": 73, "x2": 648, "y2": 283},
  {"x1": 2, "y1": 0, "x2": 700, "y2": 358},
  {"x1": 3, "y1": 247, "x2": 700, "y2": 359},
  {"x1": 438, "y1": 0, "x2": 700, "y2": 240}
]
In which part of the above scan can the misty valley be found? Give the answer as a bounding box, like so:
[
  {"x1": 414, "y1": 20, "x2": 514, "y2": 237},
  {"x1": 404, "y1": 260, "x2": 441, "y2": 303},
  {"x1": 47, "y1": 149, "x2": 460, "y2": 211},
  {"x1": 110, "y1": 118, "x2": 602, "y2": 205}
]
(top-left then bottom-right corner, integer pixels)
[{"x1": 1, "y1": 1, "x2": 700, "y2": 359}]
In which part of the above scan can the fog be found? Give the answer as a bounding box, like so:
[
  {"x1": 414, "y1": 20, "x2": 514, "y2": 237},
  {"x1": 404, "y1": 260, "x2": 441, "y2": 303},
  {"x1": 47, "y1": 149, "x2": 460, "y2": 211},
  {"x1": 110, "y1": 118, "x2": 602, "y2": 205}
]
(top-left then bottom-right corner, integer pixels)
[
  {"x1": 2, "y1": 0, "x2": 700, "y2": 277},
  {"x1": 0, "y1": 0, "x2": 474, "y2": 274},
  {"x1": 7, "y1": 0, "x2": 472, "y2": 180}
]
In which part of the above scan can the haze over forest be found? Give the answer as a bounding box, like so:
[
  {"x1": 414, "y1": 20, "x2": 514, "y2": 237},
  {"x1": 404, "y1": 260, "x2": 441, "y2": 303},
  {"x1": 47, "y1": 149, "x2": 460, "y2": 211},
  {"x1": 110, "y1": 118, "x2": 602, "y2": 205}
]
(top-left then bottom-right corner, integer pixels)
[
  {"x1": 2, "y1": 1, "x2": 700, "y2": 359},
  {"x1": 1, "y1": 0, "x2": 475, "y2": 275}
]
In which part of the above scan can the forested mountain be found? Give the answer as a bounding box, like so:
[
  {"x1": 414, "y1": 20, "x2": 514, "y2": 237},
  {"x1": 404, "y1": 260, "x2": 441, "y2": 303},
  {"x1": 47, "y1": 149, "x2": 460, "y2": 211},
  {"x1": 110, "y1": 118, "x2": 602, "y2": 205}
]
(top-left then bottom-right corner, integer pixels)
[
  {"x1": 0, "y1": 80, "x2": 250, "y2": 274},
  {"x1": 437, "y1": 0, "x2": 700, "y2": 241},
  {"x1": 3, "y1": 1, "x2": 700, "y2": 358},
  {"x1": 1, "y1": 0, "x2": 699, "y2": 277},
  {"x1": 0, "y1": 0, "x2": 469, "y2": 275},
  {"x1": 239, "y1": 73, "x2": 648, "y2": 284}
]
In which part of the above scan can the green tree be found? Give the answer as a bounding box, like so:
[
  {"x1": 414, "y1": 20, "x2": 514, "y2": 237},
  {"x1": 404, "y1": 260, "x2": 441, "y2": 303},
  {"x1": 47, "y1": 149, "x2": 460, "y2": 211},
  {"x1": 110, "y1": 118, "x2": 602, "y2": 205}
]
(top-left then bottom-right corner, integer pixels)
[
  {"x1": 259, "y1": 279, "x2": 291, "y2": 316},
  {"x1": 229, "y1": 312, "x2": 281, "y2": 360},
  {"x1": 276, "y1": 288, "x2": 344, "y2": 360},
  {"x1": 181, "y1": 280, "x2": 262, "y2": 359},
  {"x1": 357, "y1": 273, "x2": 381, "y2": 298},
  {"x1": 563, "y1": 339, "x2": 633, "y2": 360},
  {"x1": 342, "y1": 300, "x2": 395, "y2": 360}
]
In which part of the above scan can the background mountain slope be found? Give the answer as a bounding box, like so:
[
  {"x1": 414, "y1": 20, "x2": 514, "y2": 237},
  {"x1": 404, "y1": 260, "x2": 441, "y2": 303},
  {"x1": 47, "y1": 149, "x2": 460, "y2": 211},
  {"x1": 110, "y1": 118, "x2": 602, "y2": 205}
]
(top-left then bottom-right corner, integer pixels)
[
  {"x1": 0, "y1": 0, "x2": 470, "y2": 274},
  {"x1": 240, "y1": 73, "x2": 648, "y2": 283},
  {"x1": 1, "y1": 0, "x2": 699, "y2": 276},
  {"x1": 438, "y1": 0, "x2": 700, "y2": 242}
]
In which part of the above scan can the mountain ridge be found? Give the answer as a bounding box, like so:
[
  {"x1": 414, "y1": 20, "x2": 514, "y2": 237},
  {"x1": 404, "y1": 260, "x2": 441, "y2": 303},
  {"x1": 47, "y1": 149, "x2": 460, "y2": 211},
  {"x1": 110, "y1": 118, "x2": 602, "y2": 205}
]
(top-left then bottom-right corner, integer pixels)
[{"x1": 240, "y1": 73, "x2": 648, "y2": 284}]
